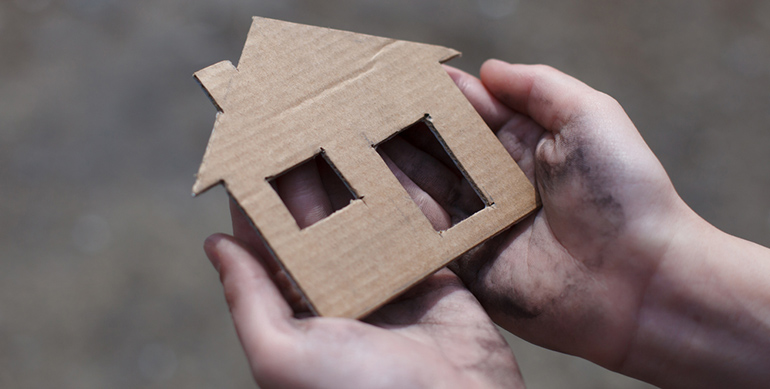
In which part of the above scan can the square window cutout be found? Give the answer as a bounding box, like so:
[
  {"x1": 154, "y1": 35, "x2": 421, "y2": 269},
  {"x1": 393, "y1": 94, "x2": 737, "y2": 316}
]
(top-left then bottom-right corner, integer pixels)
[
  {"x1": 268, "y1": 151, "x2": 358, "y2": 229},
  {"x1": 376, "y1": 117, "x2": 488, "y2": 231}
]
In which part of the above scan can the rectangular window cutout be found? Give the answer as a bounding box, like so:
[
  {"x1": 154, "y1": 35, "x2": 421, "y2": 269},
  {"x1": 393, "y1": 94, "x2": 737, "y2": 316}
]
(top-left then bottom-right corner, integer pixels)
[
  {"x1": 375, "y1": 116, "x2": 487, "y2": 231},
  {"x1": 268, "y1": 151, "x2": 357, "y2": 229}
]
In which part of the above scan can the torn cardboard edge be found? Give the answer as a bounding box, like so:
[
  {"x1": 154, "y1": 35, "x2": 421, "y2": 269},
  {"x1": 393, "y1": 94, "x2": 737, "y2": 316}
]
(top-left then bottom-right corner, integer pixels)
[{"x1": 193, "y1": 17, "x2": 538, "y2": 318}]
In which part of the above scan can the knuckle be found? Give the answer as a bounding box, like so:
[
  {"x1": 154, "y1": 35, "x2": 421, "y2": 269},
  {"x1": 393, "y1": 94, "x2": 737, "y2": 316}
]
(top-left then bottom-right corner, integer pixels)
[
  {"x1": 531, "y1": 63, "x2": 558, "y2": 75},
  {"x1": 568, "y1": 90, "x2": 621, "y2": 124},
  {"x1": 594, "y1": 91, "x2": 621, "y2": 109}
]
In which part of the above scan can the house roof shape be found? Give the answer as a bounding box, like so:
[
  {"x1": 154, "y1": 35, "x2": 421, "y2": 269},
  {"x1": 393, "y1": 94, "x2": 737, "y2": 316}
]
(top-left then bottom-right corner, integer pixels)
[{"x1": 193, "y1": 17, "x2": 537, "y2": 318}]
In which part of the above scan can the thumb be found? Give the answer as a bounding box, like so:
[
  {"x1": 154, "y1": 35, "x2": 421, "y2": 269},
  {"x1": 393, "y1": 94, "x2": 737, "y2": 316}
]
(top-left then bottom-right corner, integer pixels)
[
  {"x1": 479, "y1": 59, "x2": 607, "y2": 133},
  {"x1": 203, "y1": 234, "x2": 295, "y2": 362}
]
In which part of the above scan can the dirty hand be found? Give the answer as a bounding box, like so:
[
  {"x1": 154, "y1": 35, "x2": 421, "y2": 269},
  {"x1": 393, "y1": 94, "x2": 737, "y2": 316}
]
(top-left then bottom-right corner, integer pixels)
[
  {"x1": 442, "y1": 59, "x2": 679, "y2": 365},
  {"x1": 203, "y1": 169, "x2": 524, "y2": 388},
  {"x1": 441, "y1": 60, "x2": 770, "y2": 388}
]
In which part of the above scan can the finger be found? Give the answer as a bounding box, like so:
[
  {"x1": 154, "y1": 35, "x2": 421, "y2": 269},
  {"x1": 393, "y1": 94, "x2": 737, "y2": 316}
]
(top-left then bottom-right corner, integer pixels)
[
  {"x1": 445, "y1": 64, "x2": 542, "y2": 185},
  {"x1": 479, "y1": 59, "x2": 604, "y2": 133},
  {"x1": 494, "y1": 116, "x2": 544, "y2": 185},
  {"x1": 379, "y1": 151, "x2": 451, "y2": 231},
  {"x1": 316, "y1": 155, "x2": 355, "y2": 211},
  {"x1": 203, "y1": 234, "x2": 295, "y2": 354},
  {"x1": 443, "y1": 64, "x2": 515, "y2": 132},
  {"x1": 230, "y1": 199, "x2": 272, "y2": 259},
  {"x1": 379, "y1": 135, "x2": 458, "y2": 199},
  {"x1": 230, "y1": 195, "x2": 313, "y2": 315},
  {"x1": 379, "y1": 137, "x2": 481, "y2": 222},
  {"x1": 398, "y1": 120, "x2": 455, "y2": 171},
  {"x1": 273, "y1": 158, "x2": 333, "y2": 228}
]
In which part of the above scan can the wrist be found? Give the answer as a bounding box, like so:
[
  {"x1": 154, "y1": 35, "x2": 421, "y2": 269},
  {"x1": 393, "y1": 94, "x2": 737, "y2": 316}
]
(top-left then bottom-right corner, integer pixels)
[{"x1": 621, "y1": 206, "x2": 770, "y2": 387}]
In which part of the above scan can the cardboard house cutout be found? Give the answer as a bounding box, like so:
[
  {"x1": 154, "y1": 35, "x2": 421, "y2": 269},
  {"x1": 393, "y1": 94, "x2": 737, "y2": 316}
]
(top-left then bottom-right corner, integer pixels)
[{"x1": 193, "y1": 17, "x2": 537, "y2": 318}]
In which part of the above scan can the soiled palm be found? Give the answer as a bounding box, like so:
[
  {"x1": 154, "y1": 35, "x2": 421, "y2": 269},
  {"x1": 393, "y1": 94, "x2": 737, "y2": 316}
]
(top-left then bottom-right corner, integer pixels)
[
  {"x1": 204, "y1": 145, "x2": 524, "y2": 387},
  {"x1": 206, "y1": 233, "x2": 523, "y2": 388},
  {"x1": 436, "y1": 61, "x2": 687, "y2": 369},
  {"x1": 206, "y1": 59, "x2": 770, "y2": 388},
  {"x1": 205, "y1": 59, "x2": 679, "y2": 387}
]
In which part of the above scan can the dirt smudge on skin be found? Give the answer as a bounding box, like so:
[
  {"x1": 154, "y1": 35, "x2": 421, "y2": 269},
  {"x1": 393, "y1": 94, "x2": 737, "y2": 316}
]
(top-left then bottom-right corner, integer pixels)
[
  {"x1": 448, "y1": 131, "x2": 628, "y2": 323},
  {"x1": 536, "y1": 133, "x2": 627, "y2": 253}
]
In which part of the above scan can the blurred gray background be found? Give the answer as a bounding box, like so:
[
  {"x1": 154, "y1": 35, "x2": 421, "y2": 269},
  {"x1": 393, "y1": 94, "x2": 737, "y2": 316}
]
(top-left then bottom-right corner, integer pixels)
[{"x1": 1, "y1": 0, "x2": 768, "y2": 388}]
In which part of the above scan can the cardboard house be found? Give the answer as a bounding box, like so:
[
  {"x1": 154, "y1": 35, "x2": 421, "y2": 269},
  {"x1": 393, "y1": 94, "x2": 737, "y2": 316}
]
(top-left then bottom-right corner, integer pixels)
[{"x1": 193, "y1": 17, "x2": 537, "y2": 318}]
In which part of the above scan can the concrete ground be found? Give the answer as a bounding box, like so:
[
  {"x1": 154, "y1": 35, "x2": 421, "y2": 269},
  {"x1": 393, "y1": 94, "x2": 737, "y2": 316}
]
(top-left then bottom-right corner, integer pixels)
[{"x1": 1, "y1": 1, "x2": 768, "y2": 387}]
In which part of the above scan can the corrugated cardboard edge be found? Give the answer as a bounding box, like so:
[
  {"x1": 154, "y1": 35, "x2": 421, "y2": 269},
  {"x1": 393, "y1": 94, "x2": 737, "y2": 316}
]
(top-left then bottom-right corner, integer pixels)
[{"x1": 192, "y1": 17, "x2": 539, "y2": 319}]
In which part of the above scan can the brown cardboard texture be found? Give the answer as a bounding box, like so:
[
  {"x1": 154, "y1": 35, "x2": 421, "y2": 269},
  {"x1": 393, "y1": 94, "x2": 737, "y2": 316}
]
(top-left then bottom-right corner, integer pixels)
[{"x1": 193, "y1": 17, "x2": 538, "y2": 318}]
